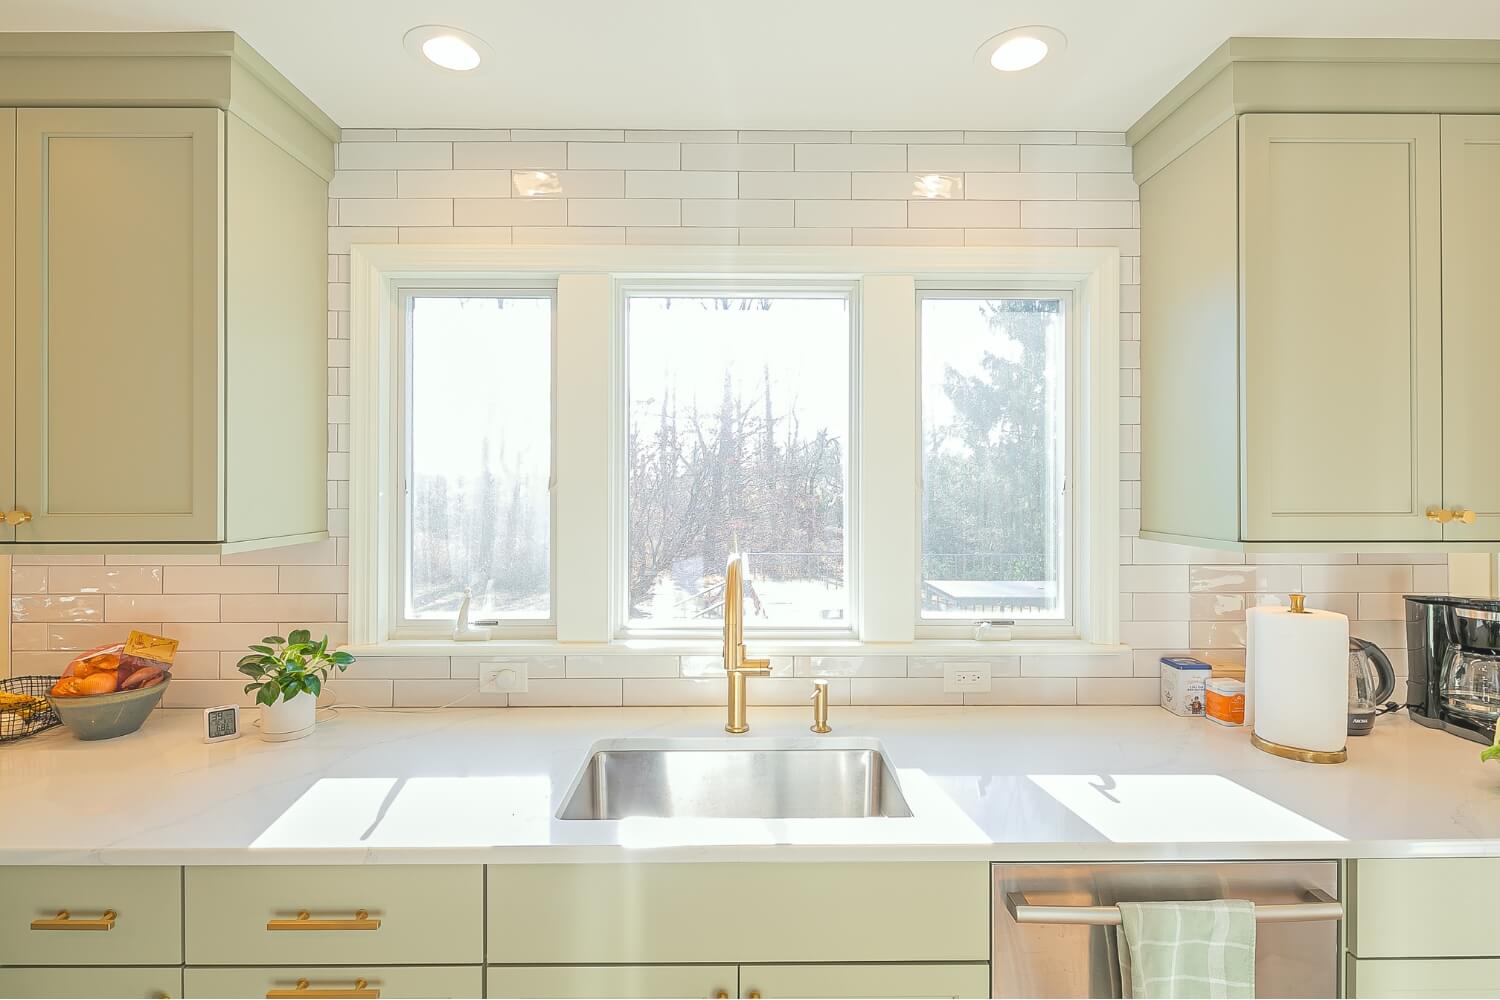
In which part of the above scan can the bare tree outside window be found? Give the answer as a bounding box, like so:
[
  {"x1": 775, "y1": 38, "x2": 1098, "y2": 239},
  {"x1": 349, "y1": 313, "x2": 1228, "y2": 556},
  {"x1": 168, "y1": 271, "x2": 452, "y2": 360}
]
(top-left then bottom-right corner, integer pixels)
[
  {"x1": 920, "y1": 296, "x2": 1067, "y2": 621},
  {"x1": 405, "y1": 294, "x2": 552, "y2": 621},
  {"x1": 627, "y1": 294, "x2": 850, "y2": 628}
]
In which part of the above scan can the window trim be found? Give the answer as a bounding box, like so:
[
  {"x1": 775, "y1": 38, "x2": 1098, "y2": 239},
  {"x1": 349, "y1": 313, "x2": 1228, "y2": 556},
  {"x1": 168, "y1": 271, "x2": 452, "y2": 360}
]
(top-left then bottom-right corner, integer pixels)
[
  {"x1": 914, "y1": 286, "x2": 1080, "y2": 640},
  {"x1": 612, "y1": 278, "x2": 862, "y2": 640},
  {"x1": 391, "y1": 283, "x2": 558, "y2": 640},
  {"x1": 348, "y1": 245, "x2": 1120, "y2": 649}
]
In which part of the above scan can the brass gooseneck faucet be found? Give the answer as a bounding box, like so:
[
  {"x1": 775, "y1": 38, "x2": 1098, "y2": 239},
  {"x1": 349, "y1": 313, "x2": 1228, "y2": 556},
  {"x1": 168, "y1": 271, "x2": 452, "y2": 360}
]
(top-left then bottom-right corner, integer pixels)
[{"x1": 723, "y1": 552, "x2": 771, "y2": 734}]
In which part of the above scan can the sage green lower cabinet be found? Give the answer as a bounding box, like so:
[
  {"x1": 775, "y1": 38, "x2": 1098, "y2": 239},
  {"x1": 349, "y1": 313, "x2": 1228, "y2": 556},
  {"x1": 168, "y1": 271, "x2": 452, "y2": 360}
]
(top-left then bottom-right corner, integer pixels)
[
  {"x1": 1346, "y1": 957, "x2": 1500, "y2": 999},
  {"x1": 486, "y1": 863, "x2": 989, "y2": 964},
  {"x1": 184, "y1": 865, "x2": 482, "y2": 966},
  {"x1": 486, "y1": 964, "x2": 737, "y2": 999},
  {"x1": 739, "y1": 963, "x2": 989, "y2": 998},
  {"x1": 183, "y1": 966, "x2": 480, "y2": 999},
  {"x1": 0, "y1": 866, "x2": 182, "y2": 967},
  {"x1": 0, "y1": 967, "x2": 181, "y2": 999},
  {"x1": 1347, "y1": 858, "x2": 1500, "y2": 958}
]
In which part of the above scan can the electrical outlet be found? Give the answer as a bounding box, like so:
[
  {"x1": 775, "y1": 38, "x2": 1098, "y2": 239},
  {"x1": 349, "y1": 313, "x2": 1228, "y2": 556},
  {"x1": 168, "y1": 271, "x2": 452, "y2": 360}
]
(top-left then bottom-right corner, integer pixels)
[
  {"x1": 942, "y1": 661, "x2": 992, "y2": 693},
  {"x1": 478, "y1": 659, "x2": 528, "y2": 694}
]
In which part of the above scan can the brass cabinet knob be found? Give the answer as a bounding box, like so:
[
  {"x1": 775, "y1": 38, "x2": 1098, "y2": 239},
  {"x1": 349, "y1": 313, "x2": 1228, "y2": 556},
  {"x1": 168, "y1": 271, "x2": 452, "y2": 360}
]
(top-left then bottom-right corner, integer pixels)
[
  {"x1": 3, "y1": 509, "x2": 31, "y2": 526},
  {"x1": 1426, "y1": 507, "x2": 1454, "y2": 524},
  {"x1": 1455, "y1": 508, "x2": 1477, "y2": 525}
]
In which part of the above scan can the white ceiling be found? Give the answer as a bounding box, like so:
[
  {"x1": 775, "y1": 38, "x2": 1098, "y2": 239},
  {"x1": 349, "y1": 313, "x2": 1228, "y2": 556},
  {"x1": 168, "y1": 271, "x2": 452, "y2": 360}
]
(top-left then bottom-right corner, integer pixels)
[{"x1": 3, "y1": 0, "x2": 1499, "y2": 131}]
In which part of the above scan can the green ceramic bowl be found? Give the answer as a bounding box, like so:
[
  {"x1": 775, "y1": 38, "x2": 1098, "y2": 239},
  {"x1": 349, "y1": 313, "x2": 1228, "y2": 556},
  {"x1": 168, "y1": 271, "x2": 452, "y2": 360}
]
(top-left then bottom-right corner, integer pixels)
[{"x1": 49, "y1": 680, "x2": 169, "y2": 741}]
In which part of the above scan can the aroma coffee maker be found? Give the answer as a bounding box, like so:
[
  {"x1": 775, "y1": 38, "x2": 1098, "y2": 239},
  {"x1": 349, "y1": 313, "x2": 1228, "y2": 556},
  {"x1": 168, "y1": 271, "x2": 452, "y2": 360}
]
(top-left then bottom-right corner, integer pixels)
[{"x1": 1406, "y1": 595, "x2": 1500, "y2": 745}]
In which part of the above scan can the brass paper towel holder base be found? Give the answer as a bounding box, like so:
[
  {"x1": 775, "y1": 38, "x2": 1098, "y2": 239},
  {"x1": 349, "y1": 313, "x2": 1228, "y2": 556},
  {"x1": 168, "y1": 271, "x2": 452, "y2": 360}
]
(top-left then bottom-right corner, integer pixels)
[{"x1": 1251, "y1": 731, "x2": 1348, "y2": 764}]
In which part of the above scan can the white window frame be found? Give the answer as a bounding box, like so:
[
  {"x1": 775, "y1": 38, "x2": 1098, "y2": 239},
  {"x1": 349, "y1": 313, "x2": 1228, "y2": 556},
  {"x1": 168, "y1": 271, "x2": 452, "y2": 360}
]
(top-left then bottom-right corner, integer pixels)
[
  {"x1": 914, "y1": 285, "x2": 1080, "y2": 640},
  {"x1": 391, "y1": 282, "x2": 558, "y2": 640},
  {"x1": 348, "y1": 246, "x2": 1120, "y2": 650},
  {"x1": 614, "y1": 278, "x2": 861, "y2": 640}
]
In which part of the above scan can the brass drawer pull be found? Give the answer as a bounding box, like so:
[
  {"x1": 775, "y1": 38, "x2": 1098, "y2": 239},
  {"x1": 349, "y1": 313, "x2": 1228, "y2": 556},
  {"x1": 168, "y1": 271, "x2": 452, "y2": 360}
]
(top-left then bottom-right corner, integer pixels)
[
  {"x1": 31, "y1": 909, "x2": 116, "y2": 931},
  {"x1": 1427, "y1": 507, "x2": 1478, "y2": 525},
  {"x1": 3, "y1": 509, "x2": 31, "y2": 526},
  {"x1": 266, "y1": 909, "x2": 381, "y2": 931},
  {"x1": 266, "y1": 978, "x2": 379, "y2": 999}
]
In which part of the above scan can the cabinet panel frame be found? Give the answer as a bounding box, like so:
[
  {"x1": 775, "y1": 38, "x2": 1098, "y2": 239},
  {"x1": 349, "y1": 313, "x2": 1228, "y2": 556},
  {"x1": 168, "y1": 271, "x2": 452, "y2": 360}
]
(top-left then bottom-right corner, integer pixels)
[
  {"x1": 1239, "y1": 113, "x2": 1444, "y2": 544},
  {"x1": 13, "y1": 106, "x2": 225, "y2": 543}
]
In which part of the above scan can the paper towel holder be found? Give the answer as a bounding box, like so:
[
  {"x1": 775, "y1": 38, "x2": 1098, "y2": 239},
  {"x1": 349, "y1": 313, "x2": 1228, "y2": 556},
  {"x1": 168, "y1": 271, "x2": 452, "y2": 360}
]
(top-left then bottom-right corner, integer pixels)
[{"x1": 1289, "y1": 593, "x2": 1308, "y2": 614}]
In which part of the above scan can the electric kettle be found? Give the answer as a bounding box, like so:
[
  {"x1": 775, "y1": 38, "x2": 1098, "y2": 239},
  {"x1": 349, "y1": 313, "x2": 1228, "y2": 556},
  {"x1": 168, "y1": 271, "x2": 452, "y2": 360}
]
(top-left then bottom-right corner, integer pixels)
[{"x1": 1348, "y1": 637, "x2": 1396, "y2": 736}]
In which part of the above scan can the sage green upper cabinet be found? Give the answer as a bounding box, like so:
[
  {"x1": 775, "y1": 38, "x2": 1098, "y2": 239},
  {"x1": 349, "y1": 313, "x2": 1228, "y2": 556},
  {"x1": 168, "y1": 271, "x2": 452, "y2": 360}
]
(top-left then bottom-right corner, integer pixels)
[
  {"x1": 1129, "y1": 40, "x2": 1500, "y2": 550},
  {"x1": 0, "y1": 110, "x2": 13, "y2": 546},
  {"x1": 1240, "y1": 113, "x2": 1443, "y2": 544},
  {"x1": 1439, "y1": 115, "x2": 1500, "y2": 543},
  {"x1": 14, "y1": 108, "x2": 226, "y2": 544},
  {"x1": 0, "y1": 33, "x2": 337, "y2": 552}
]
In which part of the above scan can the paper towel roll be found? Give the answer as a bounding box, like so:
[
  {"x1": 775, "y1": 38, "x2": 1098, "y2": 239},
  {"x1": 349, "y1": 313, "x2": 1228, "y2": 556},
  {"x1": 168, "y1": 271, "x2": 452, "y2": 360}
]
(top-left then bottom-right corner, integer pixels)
[{"x1": 1246, "y1": 596, "x2": 1349, "y2": 757}]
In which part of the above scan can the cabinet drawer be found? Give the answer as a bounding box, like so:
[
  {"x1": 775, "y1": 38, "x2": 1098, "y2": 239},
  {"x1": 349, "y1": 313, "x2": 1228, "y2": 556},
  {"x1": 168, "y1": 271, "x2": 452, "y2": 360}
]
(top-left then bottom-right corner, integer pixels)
[
  {"x1": 0, "y1": 866, "x2": 181, "y2": 967},
  {"x1": 1349, "y1": 858, "x2": 1500, "y2": 958},
  {"x1": 740, "y1": 963, "x2": 989, "y2": 998},
  {"x1": 184, "y1": 966, "x2": 480, "y2": 999},
  {"x1": 0, "y1": 967, "x2": 182, "y2": 999},
  {"x1": 1347, "y1": 956, "x2": 1500, "y2": 998},
  {"x1": 184, "y1": 866, "x2": 481, "y2": 965},
  {"x1": 487, "y1": 965, "x2": 737, "y2": 999},
  {"x1": 487, "y1": 863, "x2": 989, "y2": 964}
]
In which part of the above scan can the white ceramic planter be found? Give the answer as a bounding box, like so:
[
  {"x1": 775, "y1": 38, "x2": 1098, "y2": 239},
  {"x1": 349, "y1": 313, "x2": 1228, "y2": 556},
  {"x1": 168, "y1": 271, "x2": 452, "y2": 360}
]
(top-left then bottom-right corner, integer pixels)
[{"x1": 259, "y1": 690, "x2": 316, "y2": 742}]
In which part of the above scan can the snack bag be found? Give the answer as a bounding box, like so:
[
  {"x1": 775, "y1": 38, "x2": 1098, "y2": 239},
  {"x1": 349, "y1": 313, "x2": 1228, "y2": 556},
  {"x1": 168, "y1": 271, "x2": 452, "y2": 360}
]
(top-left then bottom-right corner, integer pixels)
[
  {"x1": 117, "y1": 630, "x2": 178, "y2": 689},
  {"x1": 49, "y1": 631, "x2": 177, "y2": 698}
]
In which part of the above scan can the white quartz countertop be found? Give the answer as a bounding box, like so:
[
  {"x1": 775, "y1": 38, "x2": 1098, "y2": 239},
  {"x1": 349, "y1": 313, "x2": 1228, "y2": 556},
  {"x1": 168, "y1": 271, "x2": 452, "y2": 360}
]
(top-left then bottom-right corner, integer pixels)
[{"x1": 4, "y1": 706, "x2": 1500, "y2": 865}]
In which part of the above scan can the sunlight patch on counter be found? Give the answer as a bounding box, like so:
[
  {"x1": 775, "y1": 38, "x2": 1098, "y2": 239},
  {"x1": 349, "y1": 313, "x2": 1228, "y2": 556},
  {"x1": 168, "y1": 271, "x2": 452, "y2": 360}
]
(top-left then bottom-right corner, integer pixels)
[{"x1": 1027, "y1": 774, "x2": 1345, "y2": 843}]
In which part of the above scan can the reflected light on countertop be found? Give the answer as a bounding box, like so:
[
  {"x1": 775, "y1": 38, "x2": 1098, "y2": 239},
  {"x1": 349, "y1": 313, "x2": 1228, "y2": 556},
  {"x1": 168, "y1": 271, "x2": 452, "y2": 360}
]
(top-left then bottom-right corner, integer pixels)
[
  {"x1": 1028, "y1": 774, "x2": 1346, "y2": 843},
  {"x1": 250, "y1": 776, "x2": 553, "y2": 849}
]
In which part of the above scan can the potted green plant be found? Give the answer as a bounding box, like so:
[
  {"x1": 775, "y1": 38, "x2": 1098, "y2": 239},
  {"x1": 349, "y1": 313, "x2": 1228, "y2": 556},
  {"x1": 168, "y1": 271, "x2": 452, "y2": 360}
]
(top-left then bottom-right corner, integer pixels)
[{"x1": 237, "y1": 630, "x2": 354, "y2": 742}]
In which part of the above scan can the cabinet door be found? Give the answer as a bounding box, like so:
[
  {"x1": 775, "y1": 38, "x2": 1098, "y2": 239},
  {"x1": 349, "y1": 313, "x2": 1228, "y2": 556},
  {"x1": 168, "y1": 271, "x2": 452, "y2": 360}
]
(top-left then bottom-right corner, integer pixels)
[
  {"x1": 1440, "y1": 115, "x2": 1500, "y2": 542},
  {"x1": 1347, "y1": 956, "x2": 1500, "y2": 998},
  {"x1": 184, "y1": 966, "x2": 480, "y2": 999},
  {"x1": 0, "y1": 865, "x2": 182, "y2": 967},
  {"x1": 487, "y1": 965, "x2": 737, "y2": 999},
  {"x1": 0, "y1": 967, "x2": 181, "y2": 999},
  {"x1": 1240, "y1": 114, "x2": 1443, "y2": 543},
  {"x1": 13, "y1": 108, "x2": 223, "y2": 543},
  {"x1": 0, "y1": 109, "x2": 14, "y2": 543},
  {"x1": 739, "y1": 964, "x2": 988, "y2": 999}
]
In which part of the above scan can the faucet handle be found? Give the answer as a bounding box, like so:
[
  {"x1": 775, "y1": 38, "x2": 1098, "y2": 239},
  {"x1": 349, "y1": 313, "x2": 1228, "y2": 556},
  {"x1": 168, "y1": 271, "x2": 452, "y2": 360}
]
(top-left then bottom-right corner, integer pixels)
[{"x1": 738, "y1": 656, "x2": 773, "y2": 675}]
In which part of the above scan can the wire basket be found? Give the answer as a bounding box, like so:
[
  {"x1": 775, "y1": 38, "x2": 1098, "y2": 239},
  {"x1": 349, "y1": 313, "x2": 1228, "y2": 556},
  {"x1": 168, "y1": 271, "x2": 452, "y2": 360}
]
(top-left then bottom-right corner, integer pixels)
[{"x1": 0, "y1": 676, "x2": 62, "y2": 742}]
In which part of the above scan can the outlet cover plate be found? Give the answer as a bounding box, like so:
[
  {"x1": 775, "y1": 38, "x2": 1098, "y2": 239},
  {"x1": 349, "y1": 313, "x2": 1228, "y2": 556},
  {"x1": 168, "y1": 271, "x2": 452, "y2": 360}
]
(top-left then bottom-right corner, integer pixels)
[
  {"x1": 478, "y1": 659, "x2": 529, "y2": 694},
  {"x1": 942, "y1": 660, "x2": 992, "y2": 693}
]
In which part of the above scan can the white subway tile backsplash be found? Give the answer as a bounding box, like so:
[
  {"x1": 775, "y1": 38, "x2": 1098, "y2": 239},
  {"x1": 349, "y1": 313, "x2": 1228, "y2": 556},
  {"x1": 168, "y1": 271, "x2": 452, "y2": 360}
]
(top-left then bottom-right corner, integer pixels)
[
  {"x1": 566, "y1": 655, "x2": 678, "y2": 678},
  {"x1": 964, "y1": 678, "x2": 1076, "y2": 705},
  {"x1": 794, "y1": 200, "x2": 905, "y2": 228},
  {"x1": 1301, "y1": 564, "x2": 1414, "y2": 594},
  {"x1": 1076, "y1": 173, "x2": 1140, "y2": 200},
  {"x1": 739, "y1": 227, "x2": 851, "y2": 245},
  {"x1": 624, "y1": 171, "x2": 738, "y2": 198},
  {"x1": 513, "y1": 129, "x2": 623, "y2": 141},
  {"x1": 338, "y1": 142, "x2": 451, "y2": 170},
  {"x1": 964, "y1": 172, "x2": 1075, "y2": 200},
  {"x1": 397, "y1": 170, "x2": 512, "y2": 198},
  {"x1": 907, "y1": 200, "x2": 1019, "y2": 228},
  {"x1": 1021, "y1": 653, "x2": 1132, "y2": 678},
  {"x1": 851, "y1": 678, "x2": 961, "y2": 705},
  {"x1": 1020, "y1": 144, "x2": 1132, "y2": 173},
  {"x1": 965, "y1": 131, "x2": 1076, "y2": 145},
  {"x1": 851, "y1": 172, "x2": 963, "y2": 200},
  {"x1": 625, "y1": 130, "x2": 739, "y2": 143},
  {"x1": 794, "y1": 144, "x2": 905, "y2": 171},
  {"x1": 1077, "y1": 678, "x2": 1158, "y2": 705},
  {"x1": 681, "y1": 199, "x2": 793, "y2": 227},
  {"x1": 794, "y1": 655, "x2": 907, "y2": 677},
  {"x1": 394, "y1": 679, "x2": 508, "y2": 708},
  {"x1": 1021, "y1": 200, "x2": 1134, "y2": 229},
  {"x1": 908, "y1": 144, "x2": 1019, "y2": 172},
  {"x1": 513, "y1": 169, "x2": 625, "y2": 198},
  {"x1": 510, "y1": 678, "x2": 624, "y2": 707},
  {"x1": 854, "y1": 227, "x2": 963, "y2": 246},
  {"x1": 48, "y1": 566, "x2": 163, "y2": 595},
  {"x1": 454, "y1": 198, "x2": 567, "y2": 226},
  {"x1": 740, "y1": 171, "x2": 852, "y2": 199},
  {"x1": 627, "y1": 226, "x2": 739, "y2": 245},
  {"x1": 12, "y1": 595, "x2": 102, "y2": 622},
  {"x1": 512, "y1": 226, "x2": 626, "y2": 245},
  {"x1": 568, "y1": 198, "x2": 680, "y2": 227},
  {"x1": 453, "y1": 142, "x2": 566, "y2": 169},
  {"x1": 107, "y1": 594, "x2": 218, "y2": 622},
  {"x1": 680, "y1": 143, "x2": 792, "y2": 171},
  {"x1": 339, "y1": 198, "x2": 452, "y2": 227},
  {"x1": 400, "y1": 226, "x2": 513, "y2": 244},
  {"x1": 329, "y1": 170, "x2": 397, "y2": 199},
  {"x1": 743, "y1": 130, "x2": 849, "y2": 143},
  {"x1": 568, "y1": 142, "x2": 680, "y2": 170}
]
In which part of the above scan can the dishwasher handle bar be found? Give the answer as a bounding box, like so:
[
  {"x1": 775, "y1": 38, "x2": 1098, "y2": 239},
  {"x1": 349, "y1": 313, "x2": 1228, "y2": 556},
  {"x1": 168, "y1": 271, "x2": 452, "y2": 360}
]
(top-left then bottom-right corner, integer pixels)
[{"x1": 1004, "y1": 887, "x2": 1342, "y2": 926}]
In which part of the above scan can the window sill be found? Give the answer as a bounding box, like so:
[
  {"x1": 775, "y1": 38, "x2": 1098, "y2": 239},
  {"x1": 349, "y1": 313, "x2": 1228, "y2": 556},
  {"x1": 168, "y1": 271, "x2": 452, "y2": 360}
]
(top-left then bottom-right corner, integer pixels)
[{"x1": 343, "y1": 637, "x2": 1130, "y2": 658}]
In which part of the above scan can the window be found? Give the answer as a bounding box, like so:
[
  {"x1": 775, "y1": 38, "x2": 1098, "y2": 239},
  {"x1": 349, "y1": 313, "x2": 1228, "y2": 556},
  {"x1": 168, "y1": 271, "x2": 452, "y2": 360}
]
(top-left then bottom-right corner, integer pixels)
[
  {"x1": 352, "y1": 246, "x2": 1118, "y2": 649},
  {"x1": 919, "y1": 293, "x2": 1071, "y2": 625},
  {"x1": 624, "y1": 290, "x2": 852, "y2": 630},
  {"x1": 398, "y1": 290, "x2": 553, "y2": 627}
]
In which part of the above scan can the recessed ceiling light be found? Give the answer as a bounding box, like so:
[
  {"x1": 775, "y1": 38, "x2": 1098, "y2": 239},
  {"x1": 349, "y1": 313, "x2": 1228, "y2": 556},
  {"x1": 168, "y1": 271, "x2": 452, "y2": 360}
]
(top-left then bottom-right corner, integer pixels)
[
  {"x1": 975, "y1": 25, "x2": 1066, "y2": 74},
  {"x1": 404, "y1": 25, "x2": 491, "y2": 73}
]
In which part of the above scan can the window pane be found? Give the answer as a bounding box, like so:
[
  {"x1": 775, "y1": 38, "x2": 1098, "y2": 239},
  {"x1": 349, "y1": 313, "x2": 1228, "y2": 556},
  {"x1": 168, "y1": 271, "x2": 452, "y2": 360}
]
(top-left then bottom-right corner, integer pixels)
[
  {"x1": 627, "y1": 294, "x2": 849, "y2": 628},
  {"x1": 406, "y1": 295, "x2": 551, "y2": 620},
  {"x1": 920, "y1": 296, "x2": 1066, "y2": 620}
]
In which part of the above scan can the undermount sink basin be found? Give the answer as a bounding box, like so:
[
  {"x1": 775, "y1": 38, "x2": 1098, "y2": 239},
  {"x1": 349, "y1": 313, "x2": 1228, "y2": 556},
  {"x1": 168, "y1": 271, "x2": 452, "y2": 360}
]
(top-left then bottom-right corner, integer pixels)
[{"x1": 556, "y1": 738, "x2": 913, "y2": 820}]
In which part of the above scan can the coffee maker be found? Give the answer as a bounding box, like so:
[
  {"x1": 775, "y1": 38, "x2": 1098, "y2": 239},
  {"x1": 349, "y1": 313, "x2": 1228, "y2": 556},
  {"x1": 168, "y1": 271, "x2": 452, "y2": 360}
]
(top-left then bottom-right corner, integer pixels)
[{"x1": 1406, "y1": 595, "x2": 1500, "y2": 745}]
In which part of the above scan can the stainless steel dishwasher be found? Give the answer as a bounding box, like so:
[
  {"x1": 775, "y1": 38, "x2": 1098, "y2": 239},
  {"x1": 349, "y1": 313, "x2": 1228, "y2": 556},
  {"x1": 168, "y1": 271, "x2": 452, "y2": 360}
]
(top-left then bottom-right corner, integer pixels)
[{"x1": 993, "y1": 862, "x2": 1341, "y2": 998}]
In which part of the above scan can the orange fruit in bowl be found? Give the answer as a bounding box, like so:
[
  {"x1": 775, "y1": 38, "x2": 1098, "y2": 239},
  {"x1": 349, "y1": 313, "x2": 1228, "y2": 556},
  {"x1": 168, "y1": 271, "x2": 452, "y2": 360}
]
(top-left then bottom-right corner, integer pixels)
[{"x1": 74, "y1": 671, "x2": 119, "y2": 696}]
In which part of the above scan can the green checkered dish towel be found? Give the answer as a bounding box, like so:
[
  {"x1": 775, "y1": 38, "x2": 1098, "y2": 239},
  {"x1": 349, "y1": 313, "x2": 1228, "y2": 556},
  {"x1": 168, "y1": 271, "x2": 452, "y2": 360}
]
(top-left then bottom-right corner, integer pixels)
[{"x1": 1116, "y1": 899, "x2": 1256, "y2": 999}]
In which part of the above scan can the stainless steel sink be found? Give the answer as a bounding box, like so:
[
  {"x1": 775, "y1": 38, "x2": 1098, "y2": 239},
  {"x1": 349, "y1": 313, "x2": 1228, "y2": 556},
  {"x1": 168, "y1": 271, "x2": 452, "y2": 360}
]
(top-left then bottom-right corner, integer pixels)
[{"x1": 556, "y1": 738, "x2": 913, "y2": 820}]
